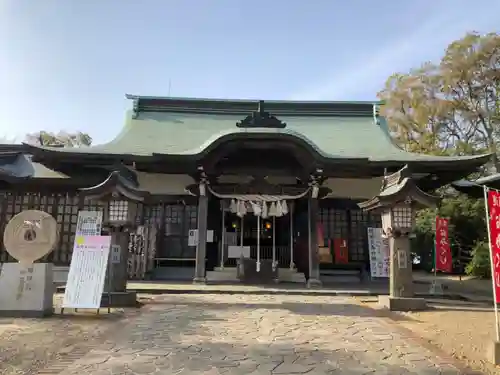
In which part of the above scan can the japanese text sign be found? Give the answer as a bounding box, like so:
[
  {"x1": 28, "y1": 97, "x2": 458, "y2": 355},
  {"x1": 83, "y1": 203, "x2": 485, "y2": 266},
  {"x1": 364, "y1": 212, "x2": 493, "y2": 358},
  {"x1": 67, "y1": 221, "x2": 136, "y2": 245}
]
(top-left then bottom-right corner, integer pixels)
[
  {"x1": 435, "y1": 216, "x2": 452, "y2": 273},
  {"x1": 488, "y1": 190, "x2": 500, "y2": 303}
]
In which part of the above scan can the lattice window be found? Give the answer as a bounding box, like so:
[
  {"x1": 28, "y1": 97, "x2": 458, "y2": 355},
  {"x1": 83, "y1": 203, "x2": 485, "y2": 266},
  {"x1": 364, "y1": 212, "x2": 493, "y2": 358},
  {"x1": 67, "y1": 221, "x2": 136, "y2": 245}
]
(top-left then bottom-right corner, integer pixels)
[
  {"x1": 142, "y1": 204, "x2": 163, "y2": 226},
  {"x1": 54, "y1": 193, "x2": 80, "y2": 265},
  {"x1": 349, "y1": 208, "x2": 382, "y2": 262},
  {"x1": 108, "y1": 200, "x2": 129, "y2": 222},
  {"x1": 319, "y1": 207, "x2": 348, "y2": 246},
  {"x1": 349, "y1": 209, "x2": 366, "y2": 262},
  {"x1": 159, "y1": 204, "x2": 198, "y2": 259},
  {"x1": 82, "y1": 200, "x2": 105, "y2": 212}
]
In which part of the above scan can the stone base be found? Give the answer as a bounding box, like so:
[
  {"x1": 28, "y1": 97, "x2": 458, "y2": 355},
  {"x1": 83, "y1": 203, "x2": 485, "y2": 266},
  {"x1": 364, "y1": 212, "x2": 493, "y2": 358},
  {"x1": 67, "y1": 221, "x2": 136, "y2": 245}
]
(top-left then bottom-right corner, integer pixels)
[
  {"x1": 488, "y1": 341, "x2": 500, "y2": 365},
  {"x1": 206, "y1": 268, "x2": 239, "y2": 282},
  {"x1": 0, "y1": 263, "x2": 54, "y2": 318},
  {"x1": 306, "y1": 278, "x2": 323, "y2": 288},
  {"x1": 429, "y1": 281, "x2": 444, "y2": 296},
  {"x1": 193, "y1": 277, "x2": 207, "y2": 284},
  {"x1": 0, "y1": 308, "x2": 53, "y2": 318},
  {"x1": 278, "y1": 268, "x2": 307, "y2": 283},
  {"x1": 378, "y1": 295, "x2": 427, "y2": 311},
  {"x1": 100, "y1": 291, "x2": 138, "y2": 308}
]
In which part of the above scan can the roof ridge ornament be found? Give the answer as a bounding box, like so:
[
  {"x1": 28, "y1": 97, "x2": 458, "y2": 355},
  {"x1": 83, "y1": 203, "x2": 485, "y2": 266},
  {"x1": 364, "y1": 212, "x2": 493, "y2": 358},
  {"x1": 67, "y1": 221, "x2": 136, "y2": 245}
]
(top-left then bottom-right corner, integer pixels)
[
  {"x1": 373, "y1": 104, "x2": 381, "y2": 125},
  {"x1": 236, "y1": 100, "x2": 287, "y2": 129},
  {"x1": 381, "y1": 165, "x2": 412, "y2": 191},
  {"x1": 132, "y1": 98, "x2": 140, "y2": 119}
]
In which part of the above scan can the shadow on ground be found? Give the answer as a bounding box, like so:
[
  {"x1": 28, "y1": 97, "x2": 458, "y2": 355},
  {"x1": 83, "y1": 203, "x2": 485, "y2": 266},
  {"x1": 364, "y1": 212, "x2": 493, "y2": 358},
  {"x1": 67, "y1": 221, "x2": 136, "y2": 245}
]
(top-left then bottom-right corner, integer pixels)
[
  {"x1": 426, "y1": 299, "x2": 494, "y2": 312},
  {"x1": 62, "y1": 297, "x2": 480, "y2": 375},
  {"x1": 145, "y1": 297, "x2": 419, "y2": 322},
  {"x1": 0, "y1": 311, "x2": 126, "y2": 375},
  {"x1": 2, "y1": 295, "x2": 482, "y2": 375}
]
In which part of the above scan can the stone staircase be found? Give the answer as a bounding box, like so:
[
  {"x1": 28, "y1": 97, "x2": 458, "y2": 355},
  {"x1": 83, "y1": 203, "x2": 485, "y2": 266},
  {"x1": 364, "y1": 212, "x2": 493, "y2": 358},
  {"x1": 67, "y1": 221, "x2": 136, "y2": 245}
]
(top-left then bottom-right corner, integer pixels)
[
  {"x1": 278, "y1": 268, "x2": 306, "y2": 283},
  {"x1": 206, "y1": 267, "x2": 306, "y2": 284},
  {"x1": 320, "y1": 268, "x2": 363, "y2": 284},
  {"x1": 206, "y1": 267, "x2": 239, "y2": 282}
]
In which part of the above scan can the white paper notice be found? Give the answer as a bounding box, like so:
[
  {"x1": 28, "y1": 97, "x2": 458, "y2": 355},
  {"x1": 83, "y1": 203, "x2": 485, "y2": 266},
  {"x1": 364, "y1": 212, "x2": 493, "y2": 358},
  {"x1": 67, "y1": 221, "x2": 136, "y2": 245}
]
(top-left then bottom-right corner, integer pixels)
[
  {"x1": 188, "y1": 229, "x2": 198, "y2": 247},
  {"x1": 206, "y1": 230, "x2": 214, "y2": 243},
  {"x1": 367, "y1": 228, "x2": 390, "y2": 278},
  {"x1": 188, "y1": 229, "x2": 215, "y2": 246},
  {"x1": 62, "y1": 235, "x2": 111, "y2": 309},
  {"x1": 228, "y1": 245, "x2": 250, "y2": 259},
  {"x1": 76, "y1": 211, "x2": 103, "y2": 236}
]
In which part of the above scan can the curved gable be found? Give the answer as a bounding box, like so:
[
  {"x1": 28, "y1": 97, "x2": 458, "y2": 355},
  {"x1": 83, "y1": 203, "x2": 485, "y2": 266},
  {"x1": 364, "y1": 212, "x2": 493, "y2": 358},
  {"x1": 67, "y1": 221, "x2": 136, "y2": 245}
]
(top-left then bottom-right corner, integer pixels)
[
  {"x1": 87, "y1": 111, "x2": 393, "y2": 160},
  {"x1": 23, "y1": 97, "x2": 491, "y2": 170}
]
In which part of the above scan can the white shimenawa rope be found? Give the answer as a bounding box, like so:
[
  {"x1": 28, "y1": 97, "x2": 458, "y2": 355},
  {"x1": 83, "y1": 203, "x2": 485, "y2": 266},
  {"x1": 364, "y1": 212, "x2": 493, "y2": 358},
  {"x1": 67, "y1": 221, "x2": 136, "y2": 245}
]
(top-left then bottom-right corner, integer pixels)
[
  {"x1": 207, "y1": 185, "x2": 312, "y2": 202},
  {"x1": 3, "y1": 210, "x2": 58, "y2": 266}
]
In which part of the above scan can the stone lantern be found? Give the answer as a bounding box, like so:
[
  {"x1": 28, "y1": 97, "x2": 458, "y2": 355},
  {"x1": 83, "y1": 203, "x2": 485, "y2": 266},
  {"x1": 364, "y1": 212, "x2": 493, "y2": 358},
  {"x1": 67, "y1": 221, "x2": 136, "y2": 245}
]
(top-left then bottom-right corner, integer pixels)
[
  {"x1": 79, "y1": 171, "x2": 150, "y2": 307},
  {"x1": 359, "y1": 165, "x2": 438, "y2": 311}
]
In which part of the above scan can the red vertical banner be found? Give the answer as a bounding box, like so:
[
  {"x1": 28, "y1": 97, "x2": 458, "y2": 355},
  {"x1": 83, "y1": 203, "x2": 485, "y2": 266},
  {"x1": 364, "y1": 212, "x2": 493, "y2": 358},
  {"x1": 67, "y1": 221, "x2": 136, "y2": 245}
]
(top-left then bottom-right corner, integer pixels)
[
  {"x1": 487, "y1": 190, "x2": 500, "y2": 303},
  {"x1": 334, "y1": 238, "x2": 349, "y2": 264},
  {"x1": 435, "y1": 216, "x2": 452, "y2": 273}
]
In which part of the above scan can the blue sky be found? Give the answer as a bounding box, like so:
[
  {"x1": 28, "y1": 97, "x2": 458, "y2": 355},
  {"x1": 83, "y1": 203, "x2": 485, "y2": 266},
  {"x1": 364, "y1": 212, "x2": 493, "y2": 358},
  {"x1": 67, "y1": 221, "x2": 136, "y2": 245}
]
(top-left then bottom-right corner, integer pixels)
[{"x1": 1, "y1": 0, "x2": 499, "y2": 145}]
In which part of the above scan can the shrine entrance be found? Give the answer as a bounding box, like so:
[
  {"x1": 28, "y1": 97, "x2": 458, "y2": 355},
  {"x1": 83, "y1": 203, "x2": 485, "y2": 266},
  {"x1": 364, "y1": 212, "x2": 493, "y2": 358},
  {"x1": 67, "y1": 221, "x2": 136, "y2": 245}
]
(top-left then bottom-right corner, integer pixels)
[{"x1": 221, "y1": 199, "x2": 295, "y2": 270}]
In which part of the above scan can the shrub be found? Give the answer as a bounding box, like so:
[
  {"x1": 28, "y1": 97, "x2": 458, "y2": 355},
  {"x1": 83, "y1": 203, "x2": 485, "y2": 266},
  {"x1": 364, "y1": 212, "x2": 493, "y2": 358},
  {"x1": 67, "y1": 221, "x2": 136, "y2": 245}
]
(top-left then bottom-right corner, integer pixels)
[{"x1": 465, "y1": 240, "x2": 491, "y2": 278}]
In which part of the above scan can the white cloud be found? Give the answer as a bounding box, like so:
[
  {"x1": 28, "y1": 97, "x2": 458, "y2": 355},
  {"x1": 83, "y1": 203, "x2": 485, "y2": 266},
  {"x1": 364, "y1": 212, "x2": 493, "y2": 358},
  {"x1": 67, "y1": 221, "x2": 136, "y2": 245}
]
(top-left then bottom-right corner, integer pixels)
[{"x1": 290, "y1": 5, "x2": 500, "y2": 101}]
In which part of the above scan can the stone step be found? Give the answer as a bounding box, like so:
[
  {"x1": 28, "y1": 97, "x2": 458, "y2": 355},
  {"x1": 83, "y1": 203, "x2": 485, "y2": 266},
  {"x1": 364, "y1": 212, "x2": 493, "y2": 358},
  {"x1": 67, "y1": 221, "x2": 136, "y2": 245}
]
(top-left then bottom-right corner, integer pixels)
[
  {"x1": 151, "y1": 267, "x2": 194, "y2": 281},
  {"x1": 321, "y1": 269, "x2": 361, "y2": 276},
  {"x1": 320, "y1": 273, "x2": 362, "y2": 284},
  {"x1": 320, "y1": 268, "x2": 363, "y2": 283},
  {"x1": 277, "y1": 268, "x2": 306, "y2": 283},
  {"x1": 206, "y1": 268, "x2": 239, "y2": 282},
  {"x1": 207, "y1": 267, "x2": 306, "y2": 284}
]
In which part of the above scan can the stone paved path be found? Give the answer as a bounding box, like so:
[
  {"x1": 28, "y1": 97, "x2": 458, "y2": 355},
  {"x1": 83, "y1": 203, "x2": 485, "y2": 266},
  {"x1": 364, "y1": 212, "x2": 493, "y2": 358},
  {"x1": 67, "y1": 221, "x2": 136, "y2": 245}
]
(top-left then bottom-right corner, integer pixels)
[{"x1": 55, "y1": 294, "x2": 469, "y2": 375}]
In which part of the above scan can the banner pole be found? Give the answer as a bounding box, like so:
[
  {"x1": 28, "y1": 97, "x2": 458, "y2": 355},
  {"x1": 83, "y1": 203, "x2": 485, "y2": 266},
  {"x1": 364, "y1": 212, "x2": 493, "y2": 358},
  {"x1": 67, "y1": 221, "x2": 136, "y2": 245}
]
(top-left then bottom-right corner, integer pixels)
[
  {"x1": 430, "y1": 216, "x2": 442, "y2": 295},
  {"x1": 434, "y1": 234, "x2": 437, "y2": 279},
  {"x1": 484, "y1": 185, "x2": 500, "y2": 342}
]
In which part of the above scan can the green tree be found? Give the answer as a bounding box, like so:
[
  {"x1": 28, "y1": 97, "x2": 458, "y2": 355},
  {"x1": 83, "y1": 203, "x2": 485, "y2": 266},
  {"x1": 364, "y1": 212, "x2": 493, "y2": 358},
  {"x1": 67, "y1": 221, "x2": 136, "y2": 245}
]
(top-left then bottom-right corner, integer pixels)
[
  {"x1": 413, "y1": 193, "x2": 486, "y2": 272},
  {"x1": 465, "y1": 241, "x2": 491, "y2": 278},
  {"x1": 378, "y1": 32, "x2": 500, "y2": 166},
  {"x1": 379, "y1": 31, "x2": 500, "y2": 275},
  {"x1": 25, "y1": 131, "x2": 92, "y2": 147}
]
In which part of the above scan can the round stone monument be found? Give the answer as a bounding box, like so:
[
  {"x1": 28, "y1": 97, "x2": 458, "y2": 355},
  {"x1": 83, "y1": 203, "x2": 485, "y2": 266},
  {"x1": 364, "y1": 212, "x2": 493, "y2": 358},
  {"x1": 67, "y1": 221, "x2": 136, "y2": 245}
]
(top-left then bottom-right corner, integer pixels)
[
  {"x1": 0, "y1": 210, "x2": 58, "y2": 317},
  {"x1": 3, "y1": 210, "x2": 58, "y2": 265}
]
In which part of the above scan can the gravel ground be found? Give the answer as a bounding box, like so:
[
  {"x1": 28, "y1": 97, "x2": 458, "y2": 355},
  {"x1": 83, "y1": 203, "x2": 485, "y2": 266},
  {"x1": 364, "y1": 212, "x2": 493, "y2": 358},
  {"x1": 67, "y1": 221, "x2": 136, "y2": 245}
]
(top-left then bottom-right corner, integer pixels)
[
  {"x1": 360, "y1": 297, "x2": 499, "y2": 375},
  {"x1": 0, "y1": 295, "x2": 140, "y2": 375}
]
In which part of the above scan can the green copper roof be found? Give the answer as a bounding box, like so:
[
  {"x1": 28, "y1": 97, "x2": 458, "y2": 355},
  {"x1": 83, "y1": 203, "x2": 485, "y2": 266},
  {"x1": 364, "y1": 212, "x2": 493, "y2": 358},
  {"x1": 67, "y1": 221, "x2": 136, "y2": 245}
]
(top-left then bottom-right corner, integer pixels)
[
  {"x1": 0, "y1": 153, "x2": 69, "y2": 180},
  {"x1": 25, "y1": 96, "x2": 490, "y2": 165}
]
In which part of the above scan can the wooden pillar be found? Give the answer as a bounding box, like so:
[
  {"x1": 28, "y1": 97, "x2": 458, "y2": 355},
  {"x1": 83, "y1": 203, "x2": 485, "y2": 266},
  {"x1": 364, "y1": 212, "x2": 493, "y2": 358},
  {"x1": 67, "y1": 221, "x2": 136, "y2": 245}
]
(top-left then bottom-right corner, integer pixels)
[
  {"x1": 307, "y1": 195, "x2": 322, "y2": 288},
  {"x1": 194, "y1": 194, "x2": 208, "y2": 283}
]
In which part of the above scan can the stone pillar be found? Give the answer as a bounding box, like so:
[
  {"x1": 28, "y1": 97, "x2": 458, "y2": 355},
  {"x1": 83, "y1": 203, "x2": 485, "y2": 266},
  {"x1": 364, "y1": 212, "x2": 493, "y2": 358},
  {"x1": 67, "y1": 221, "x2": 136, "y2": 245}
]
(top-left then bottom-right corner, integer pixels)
[
  {"x1": 307, "y1": 196, "x2": 322, "y2": 288},
  {"x1": 103, "y1": 229, "x2": 129, "y2": 293},
  {"x1": 378, "y1": 234, "x2": 426, "y2": 311},
  {"x1": 389, "y1": 236, "x2": 413, "y2": 297},
  {"x1": 102, "y1": 227, "x2": 137, "y2": 307},
  {"x1": 194, "y1": 195, "x2": 208, "y2": 283}
]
